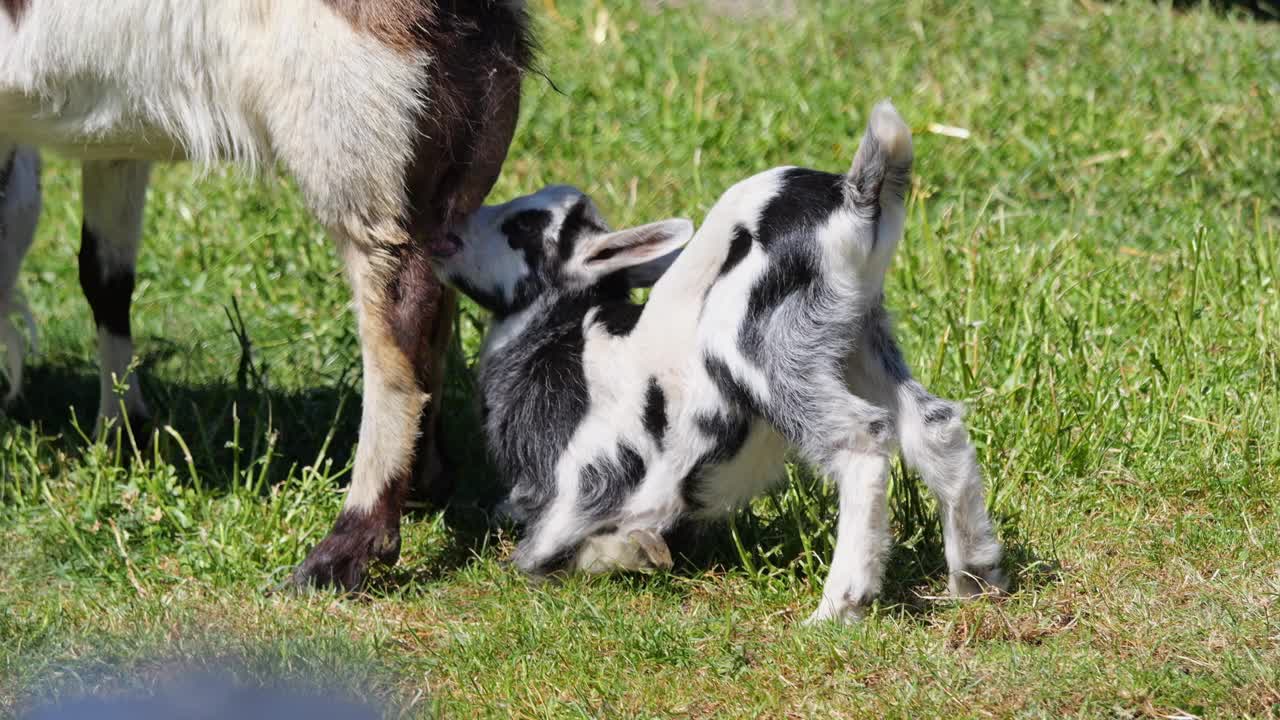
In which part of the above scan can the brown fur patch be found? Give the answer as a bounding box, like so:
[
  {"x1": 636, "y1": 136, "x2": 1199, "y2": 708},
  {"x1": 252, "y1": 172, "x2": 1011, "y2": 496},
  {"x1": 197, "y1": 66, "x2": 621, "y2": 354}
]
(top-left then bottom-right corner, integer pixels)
[
  {"x1": 324, "y1": 0, "x2": 535, "y2": 61},
  {"x1": 385, "y1": 243, "x2": 446, "y2": 371},
  {"x1": 401, "y1": 2, "x2": 530, "y2": 229},
  {"x1": 321, "y1": 1, "x2": 532, "y2": 241},
  {"x1": 379, "y1": 234, "x2": 459, "y2": 504},
  {"x1": 416, "y1": 285, "x2": 458, "y2": 501},
  {"x1": 323, "y1": 0, "x2": 432, "y2": 53},
  {"x1": 380, "y1": 0, "x2": 529, "y2": 504},
  {"x1": 1, "y1": 0, "x2": 26, "y2": 24}
]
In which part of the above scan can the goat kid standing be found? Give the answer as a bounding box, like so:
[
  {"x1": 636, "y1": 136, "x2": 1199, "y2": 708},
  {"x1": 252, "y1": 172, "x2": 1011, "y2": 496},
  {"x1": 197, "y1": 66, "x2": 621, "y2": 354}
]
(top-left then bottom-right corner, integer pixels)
[{"x1": 429, "y1": 102, "x2": 1007, "y2": 622}]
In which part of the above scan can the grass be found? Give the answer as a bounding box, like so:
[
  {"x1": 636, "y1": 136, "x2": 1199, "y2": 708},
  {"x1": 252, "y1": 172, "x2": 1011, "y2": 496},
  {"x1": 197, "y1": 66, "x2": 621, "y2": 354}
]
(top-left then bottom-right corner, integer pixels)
[{"x1": 2, "y1": 0, "x2": 1278, "y2": 716}]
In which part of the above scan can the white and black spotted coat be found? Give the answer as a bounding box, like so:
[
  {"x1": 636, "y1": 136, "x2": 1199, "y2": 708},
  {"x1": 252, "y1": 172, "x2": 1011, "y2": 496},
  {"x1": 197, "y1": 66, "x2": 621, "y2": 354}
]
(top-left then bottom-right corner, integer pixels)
[{"x1": 434, "y1": 102, "x2": 1007, "y2": 621}]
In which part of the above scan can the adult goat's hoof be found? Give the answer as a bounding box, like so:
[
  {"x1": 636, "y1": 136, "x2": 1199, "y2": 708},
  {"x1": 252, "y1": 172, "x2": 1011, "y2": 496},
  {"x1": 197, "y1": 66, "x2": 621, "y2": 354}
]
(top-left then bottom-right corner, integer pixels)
[{"x1": 287, "y1": 520, "x2": 401, "y2": 593}]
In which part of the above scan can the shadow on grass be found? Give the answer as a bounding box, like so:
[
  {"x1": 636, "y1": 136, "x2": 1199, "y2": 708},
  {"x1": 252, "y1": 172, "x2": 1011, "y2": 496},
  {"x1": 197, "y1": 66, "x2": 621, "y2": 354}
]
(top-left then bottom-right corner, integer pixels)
[
  {"x1": 3, "y1": 331, "x2": 500, "y2": 512},
  {"x1": 7, "y1": 349, "x2": 1060, "y2": 613},
  {"x1": 1165, "y1": 0, "x2": 1278, "y2": 20},
  {"x1": 366, "y1": 463, "x2": 1063, "y2": 614},
  {"x1": 7, "y1": 356, "x2": 364, "y2": 492},
  {"x1": 2, "y1": 321, "x2": 511, "y2": 595}
]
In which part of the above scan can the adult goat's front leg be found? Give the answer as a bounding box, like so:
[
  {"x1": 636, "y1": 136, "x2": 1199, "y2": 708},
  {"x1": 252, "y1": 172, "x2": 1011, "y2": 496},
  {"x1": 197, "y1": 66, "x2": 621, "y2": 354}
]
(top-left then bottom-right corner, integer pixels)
[
  {"x1": 290, "y1": 239, "x2": 451, "y2": 590},
  {"x1": 80, "y1": 159, "x2": 151, "y2": 434},
  {"x1": 0, "y1": 142, "x2": 41, "y2": 404}
]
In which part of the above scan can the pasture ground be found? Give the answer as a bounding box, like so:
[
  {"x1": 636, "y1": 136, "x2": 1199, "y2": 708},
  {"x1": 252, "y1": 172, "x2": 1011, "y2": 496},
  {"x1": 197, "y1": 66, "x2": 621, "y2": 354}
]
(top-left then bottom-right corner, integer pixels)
[{"x1": 2, "y1": 1, "x2": 1278, "y2": 717}]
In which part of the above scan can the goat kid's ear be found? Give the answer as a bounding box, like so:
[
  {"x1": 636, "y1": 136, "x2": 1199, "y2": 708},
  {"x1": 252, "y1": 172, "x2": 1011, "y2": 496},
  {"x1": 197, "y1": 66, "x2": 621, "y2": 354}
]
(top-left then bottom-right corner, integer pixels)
[{"x1": 577, "y1": 218, "x2": 694, "y2": 287}]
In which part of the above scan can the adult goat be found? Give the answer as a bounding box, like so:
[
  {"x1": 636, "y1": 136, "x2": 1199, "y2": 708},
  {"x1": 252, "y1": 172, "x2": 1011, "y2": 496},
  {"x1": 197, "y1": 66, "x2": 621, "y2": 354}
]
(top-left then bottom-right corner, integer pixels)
[{"x1": 0, "y1": 0, "x2": 533, "y2": 589}]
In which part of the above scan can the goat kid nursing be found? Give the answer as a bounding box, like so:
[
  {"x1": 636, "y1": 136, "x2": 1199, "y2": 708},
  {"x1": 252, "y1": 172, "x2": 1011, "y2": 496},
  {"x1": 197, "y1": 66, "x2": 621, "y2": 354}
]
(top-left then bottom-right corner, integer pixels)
[{"x1": 430, "y1": 102, "x2": 1007, "y2": 622}]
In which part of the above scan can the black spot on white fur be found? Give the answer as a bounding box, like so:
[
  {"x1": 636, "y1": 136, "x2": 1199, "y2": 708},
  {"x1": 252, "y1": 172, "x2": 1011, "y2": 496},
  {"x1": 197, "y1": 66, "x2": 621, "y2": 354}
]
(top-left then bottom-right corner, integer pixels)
[
  {"x1": 718, "y1": 224, "x2": 754, "y2": 278},
  {"x1": 736, "y1": 169, "x2": 845, "y2": 363},
  {"x1": 580, "y1": 443, "x2": 646, "y2": 520},
  {"x1": 702, "y1": 353, "x2": 757, "y2": 413},
  {"x1": 679, "y1": 355, "x2": 754, "y2": 509},
  {"x1": 679, "y1": 405, "x2": 750, "y2": 512},
  {"x1": 755, "y1": 169, "x2": 847, "y2": 250},
  {"x1": 643, "y1": 378, "x2": 667, "y2": 449},
  {"x1": 502, "y1": 209, "x2": 552, "y2": 255},
  {"x1": 557, "y1": 197, "x2": 607, "y2": 261},
  {"x1": 592, "y1": 302, "x2": 642, "y2": 336}
]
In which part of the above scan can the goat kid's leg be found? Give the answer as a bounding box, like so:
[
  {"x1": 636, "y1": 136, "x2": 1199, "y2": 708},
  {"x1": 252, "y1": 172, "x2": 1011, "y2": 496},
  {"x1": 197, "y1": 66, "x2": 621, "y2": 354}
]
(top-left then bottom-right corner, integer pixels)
[
  {"x1": 851, "y1": 307, "x2": 1006, "y2": 597},
  {"x1": 290, "y1": 239, "x2": 453, "y2": 590},
  {"x1": 900, "y1": 384, "x2": 1006, "y2": 596},
  {"x1": 728, "y1": 318, "x2": 896, "y2": 622},
  {"x1": 79, "y1": 159, "x2": 151, "y2": 435},
  {"x1": 0, "y1": 141, "x2": 40, "y2": 404},
  {"x1": 799, "y1": 397, "x2": 896, "y2": 624}
]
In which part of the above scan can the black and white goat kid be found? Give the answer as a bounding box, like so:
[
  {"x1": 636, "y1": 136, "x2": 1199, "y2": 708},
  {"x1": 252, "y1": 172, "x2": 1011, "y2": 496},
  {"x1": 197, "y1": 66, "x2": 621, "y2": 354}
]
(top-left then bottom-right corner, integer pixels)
[{"x1": 431, "y1": 102, "x2": 1007, "y2": 622}]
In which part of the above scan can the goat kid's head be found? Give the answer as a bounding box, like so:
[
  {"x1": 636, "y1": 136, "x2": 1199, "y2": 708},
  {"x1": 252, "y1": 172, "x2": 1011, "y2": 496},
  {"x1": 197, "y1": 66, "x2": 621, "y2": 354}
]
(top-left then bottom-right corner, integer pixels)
[{"x1": 429, "y1": 186, "x2": 694, "y2": 315}]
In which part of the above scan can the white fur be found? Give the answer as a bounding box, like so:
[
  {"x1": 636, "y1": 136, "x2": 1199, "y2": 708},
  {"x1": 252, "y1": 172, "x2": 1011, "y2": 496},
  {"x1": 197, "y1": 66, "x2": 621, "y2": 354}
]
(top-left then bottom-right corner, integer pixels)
[{"x1": 1, "y1": 0, "x2": 430, "y2": 249}]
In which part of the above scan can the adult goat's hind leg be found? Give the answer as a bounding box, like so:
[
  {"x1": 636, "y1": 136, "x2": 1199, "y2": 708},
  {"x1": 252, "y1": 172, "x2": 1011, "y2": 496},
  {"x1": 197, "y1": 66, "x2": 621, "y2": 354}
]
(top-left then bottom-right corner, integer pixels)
[
  {"x1": 412, "y1": 283, "x2": 457, "y2": 506},
  {"x1": 0, "y1": 141, "x2": 40, "y2": 404},
  {"x1": 289, "y1": 237, "x2": 448, "y2": 590},
  {"x1": 851, "y1": 306, "x2": 1006, "y2": 597},
  {"x1": 80, "y1": 159, "x2": 151, "y2": 435},
  {"x1": 284, "y1": 0, "x2": 527, "y2": 590}
]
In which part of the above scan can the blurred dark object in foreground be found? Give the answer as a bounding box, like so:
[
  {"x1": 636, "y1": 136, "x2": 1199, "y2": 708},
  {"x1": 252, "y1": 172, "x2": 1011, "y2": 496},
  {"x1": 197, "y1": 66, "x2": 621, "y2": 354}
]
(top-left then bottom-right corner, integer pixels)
[{"x1": 23, "y1": 670, "x2": 381, "y2": 720}]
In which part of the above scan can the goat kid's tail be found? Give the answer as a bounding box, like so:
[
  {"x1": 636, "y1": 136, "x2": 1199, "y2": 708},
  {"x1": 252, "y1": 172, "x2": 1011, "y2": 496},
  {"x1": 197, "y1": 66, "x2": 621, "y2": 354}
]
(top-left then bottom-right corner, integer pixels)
[{"x1": 846, "y1": 100, "x2": 913, "y2": 244}]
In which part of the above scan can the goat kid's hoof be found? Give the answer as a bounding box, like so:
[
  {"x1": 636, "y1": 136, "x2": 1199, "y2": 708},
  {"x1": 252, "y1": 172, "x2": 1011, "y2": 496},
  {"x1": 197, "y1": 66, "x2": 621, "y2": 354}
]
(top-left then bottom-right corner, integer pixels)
[
  {"x1": 574, "y1": 528, "x2": 674, "y2": 574},
  {"x1": 627, "y1": 529, "x2": 673, "y2": 571},
  {"x1": 948, "y1": 565, "x2": 1009, "y2": 599},
  {"x1": 287, "y1": 524, "x2": 401, "y2": 593}
]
